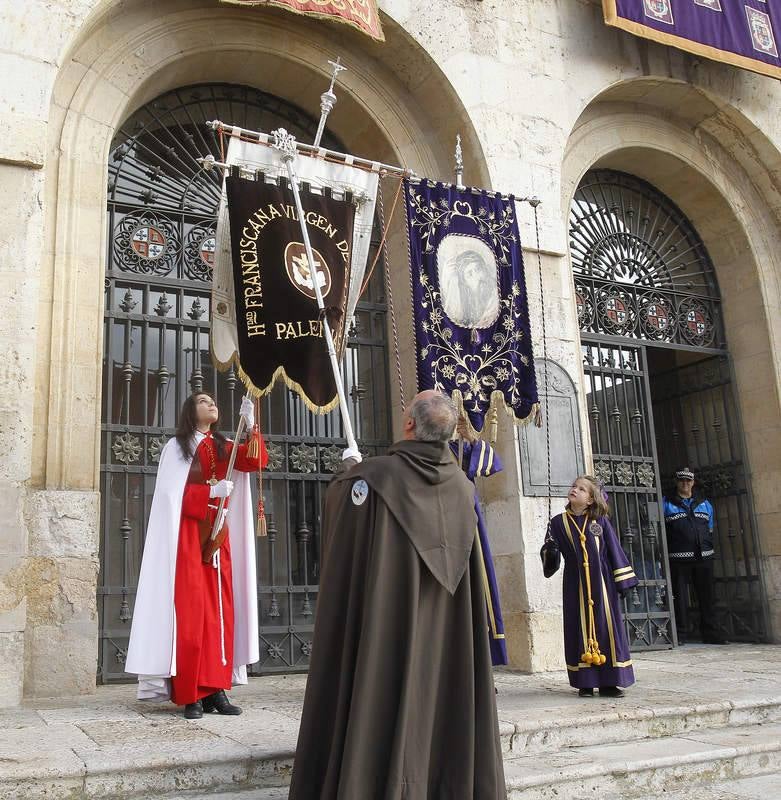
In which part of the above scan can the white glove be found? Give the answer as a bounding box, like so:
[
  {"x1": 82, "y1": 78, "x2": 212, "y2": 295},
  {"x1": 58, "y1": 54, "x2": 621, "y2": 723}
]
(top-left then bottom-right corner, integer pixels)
[
  {"x1": 209, "y1": 479, "x2": 234, "y2": 499},
  {"x1": 342, "y1": 447, "x2": 362, "y2": 463},
  {"x1": 240, "y1": 396, "x2": 255, "y2": 429}
]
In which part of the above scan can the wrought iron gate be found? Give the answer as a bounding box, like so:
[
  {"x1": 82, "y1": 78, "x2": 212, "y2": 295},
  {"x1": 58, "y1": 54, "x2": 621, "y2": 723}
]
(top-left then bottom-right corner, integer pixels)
[
  {"x1": 570, "y1": 168, "x2": 768, "y2": 648},
  {"x1": 651, "y1": 355, "x2": 767, "y2": 641},
  {"x1": 582, "y1": 340, "x2": 674, "y2": 648},
  {"x1": 98, "y1": 83, "x2": 391, "y2": 682}
]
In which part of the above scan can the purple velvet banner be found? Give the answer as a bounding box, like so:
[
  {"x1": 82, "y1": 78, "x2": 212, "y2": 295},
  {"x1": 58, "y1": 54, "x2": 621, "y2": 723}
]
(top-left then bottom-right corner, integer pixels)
[
  {"x1": 604, "y1": 1, "x2": 781, "y2": 79},
  {"x1": 404, "y1": 179, "x2": 538, "y2": 435}
]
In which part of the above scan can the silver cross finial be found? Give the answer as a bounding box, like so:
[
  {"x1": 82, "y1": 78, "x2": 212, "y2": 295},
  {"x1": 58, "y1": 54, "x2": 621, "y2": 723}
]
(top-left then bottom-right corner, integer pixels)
[
  {"x1": 327, "y1": 58, "x2": 347, "y2": 93},
  {"x1": 454, "y1": 134, "x2": 464, "y2": 189},
  {"x1": 313, "y1": 58, "x2": 348, "y2": 148}
]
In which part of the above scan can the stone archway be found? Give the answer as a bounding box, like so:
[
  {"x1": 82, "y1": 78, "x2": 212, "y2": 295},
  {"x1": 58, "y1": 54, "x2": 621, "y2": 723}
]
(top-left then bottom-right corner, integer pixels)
[
  {"x1": 561, "y1": 83, "x2": 781, "y2": 644},
  {"x1": 26, "y1": 0, "x2": 489, "y2": 695}
]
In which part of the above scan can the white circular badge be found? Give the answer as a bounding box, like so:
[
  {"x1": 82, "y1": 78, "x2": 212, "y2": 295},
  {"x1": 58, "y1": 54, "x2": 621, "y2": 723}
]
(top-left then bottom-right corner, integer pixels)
[{"x1": 351, "y1": 479, "x2": 369, "y2": 506}]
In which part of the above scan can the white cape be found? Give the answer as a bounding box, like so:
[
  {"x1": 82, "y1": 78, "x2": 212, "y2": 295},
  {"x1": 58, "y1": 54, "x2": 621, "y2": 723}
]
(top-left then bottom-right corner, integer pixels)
[{"x1": 125, "y1": 432, "x2": 259, "y2": 700}]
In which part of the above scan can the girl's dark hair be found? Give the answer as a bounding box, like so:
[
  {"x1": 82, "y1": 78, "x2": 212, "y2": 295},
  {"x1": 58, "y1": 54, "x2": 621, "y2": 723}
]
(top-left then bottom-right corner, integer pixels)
[{"x1": 175, "y1": 393, "x2": 227, "y2": 460}]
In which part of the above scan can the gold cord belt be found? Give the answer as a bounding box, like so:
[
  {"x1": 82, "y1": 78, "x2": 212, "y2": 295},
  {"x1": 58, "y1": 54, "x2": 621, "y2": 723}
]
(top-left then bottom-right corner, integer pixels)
[{"x1": 564, "y1": 512, "x2": 606, "y2": 667}]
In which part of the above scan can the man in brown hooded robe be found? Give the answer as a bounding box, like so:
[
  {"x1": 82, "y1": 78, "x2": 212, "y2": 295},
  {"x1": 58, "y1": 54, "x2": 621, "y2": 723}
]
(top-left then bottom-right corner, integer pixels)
[{"x1": 288, "y1": 390, "x2": 507, "y2": 800}]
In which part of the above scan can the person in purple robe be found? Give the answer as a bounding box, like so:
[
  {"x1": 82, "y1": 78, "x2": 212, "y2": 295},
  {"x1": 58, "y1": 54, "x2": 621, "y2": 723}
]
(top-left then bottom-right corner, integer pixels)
[
  {"x1": 451, "y1": 419, "x2": 508, "y2": 666},
  {"x1": 544, "y1": 475, "x2": 638, "y2": 697}
]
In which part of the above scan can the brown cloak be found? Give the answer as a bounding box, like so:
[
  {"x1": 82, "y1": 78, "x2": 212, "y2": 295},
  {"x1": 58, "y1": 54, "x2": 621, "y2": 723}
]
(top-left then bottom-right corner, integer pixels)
[{"x1": 288, "y1": 439, "x2": 507, "y2": 800}]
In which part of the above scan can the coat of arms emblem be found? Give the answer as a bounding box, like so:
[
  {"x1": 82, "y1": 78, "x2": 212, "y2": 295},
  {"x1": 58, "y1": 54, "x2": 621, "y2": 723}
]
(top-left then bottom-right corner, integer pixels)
[
  {"x1": 643, "y1": 0, "x2": 674, "y2": 25},
  {"x1": 746, "y1": 7, "x2": 779, "y2": 57},
  {"x1": 131, "y1": 225, "x2": 167, "y2": 261}
]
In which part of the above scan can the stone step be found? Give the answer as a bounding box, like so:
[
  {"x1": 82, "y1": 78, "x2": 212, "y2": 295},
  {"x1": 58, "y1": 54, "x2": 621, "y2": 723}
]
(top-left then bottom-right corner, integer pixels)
[
  {"x1": 502, "y1": 694, "x2": 781, "y2": 755},
  {"x1": 4, "y1": 695, "x2": 779, "y2": 799},
  {"x1": 648, "y1": 771, "x2": 781, "y2": 799},
  {"x1": 142, "y1": 723, "x2": 781, "y2": 800},
  {"x1": 148, "y1": 791, "x2": 289, "y2": 800},
  {"x1": 146, "y1": 771, "x2": 781, "y2": 800},
  {"x1": 504, "y1": 720, "x2": 781, "y2": 799}
]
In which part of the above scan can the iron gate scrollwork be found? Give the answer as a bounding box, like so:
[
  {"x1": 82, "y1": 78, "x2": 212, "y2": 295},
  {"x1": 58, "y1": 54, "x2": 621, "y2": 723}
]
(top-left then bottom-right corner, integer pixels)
[
  {"x1": 570, "y1": 168, "x2": 768, "y2": 648},
  {"x1": 99, "y1": 83, "x2": 392, "y2": 681},
  {"x1": 571, "y1": 169, "x2": 725, "y2": 350},
  {"x1": 582, "y1": 340, "x2": 674, "y2": 648}
]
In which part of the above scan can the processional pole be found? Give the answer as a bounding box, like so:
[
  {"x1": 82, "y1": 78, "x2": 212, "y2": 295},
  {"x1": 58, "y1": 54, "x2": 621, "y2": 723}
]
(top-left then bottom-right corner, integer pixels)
[
  {"x1": 272, "y1": 128, "x2": 360, "y2": 454},
  {"x1": 313, "y1": 58, "x2": 347, "y2": 149},
  {"x1": 208, "y1": 413, "x2": 247, "y2": 544}
]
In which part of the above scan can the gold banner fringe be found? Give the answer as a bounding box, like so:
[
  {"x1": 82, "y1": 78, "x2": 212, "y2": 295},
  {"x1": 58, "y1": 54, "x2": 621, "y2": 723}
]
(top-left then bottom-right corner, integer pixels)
[
  {"x1": 211, "y1": 346, "x2": 341, "y2": 415},
  {"x1": 602, "y1": 0, "x2": 781, "y2": 81},
  {"x1": 451, "y1": 390, "x2": 540, "y2": 444}
]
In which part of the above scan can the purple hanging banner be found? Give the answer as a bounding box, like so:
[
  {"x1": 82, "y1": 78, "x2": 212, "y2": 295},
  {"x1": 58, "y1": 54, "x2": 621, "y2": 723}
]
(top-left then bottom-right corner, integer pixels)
[
  {"x1": 603, "y1": 1, "x2": 781, "y2": 80},
  {"x1": 404, "y1": 179, "x2": 538, "y2": 436}
]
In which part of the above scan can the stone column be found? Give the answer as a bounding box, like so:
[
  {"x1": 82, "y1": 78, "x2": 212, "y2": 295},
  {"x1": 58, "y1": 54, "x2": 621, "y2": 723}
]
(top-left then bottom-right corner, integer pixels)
[{"x1": 0, "y1": 152, "x2": 46, "y2": 707}]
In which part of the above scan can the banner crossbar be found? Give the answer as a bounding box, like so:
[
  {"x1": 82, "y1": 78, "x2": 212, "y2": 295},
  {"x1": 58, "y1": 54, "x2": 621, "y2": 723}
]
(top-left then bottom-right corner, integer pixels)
[
  {"x1": 203, "y1": 120, "x2": 541, "y2": 206},
  {"x1": 205, "y1": 120, "x2": 414, "y2": 179}
]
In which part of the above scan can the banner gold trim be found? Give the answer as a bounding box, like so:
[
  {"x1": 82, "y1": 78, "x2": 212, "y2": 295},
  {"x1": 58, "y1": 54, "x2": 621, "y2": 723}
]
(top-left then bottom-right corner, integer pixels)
[{"x1": 602, "y1": 0, "x2": 781, "y2": 81}]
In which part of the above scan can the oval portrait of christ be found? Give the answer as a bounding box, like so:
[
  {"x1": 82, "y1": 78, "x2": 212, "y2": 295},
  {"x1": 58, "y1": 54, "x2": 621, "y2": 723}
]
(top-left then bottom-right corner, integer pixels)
[{"x1": 436, "y1": 234, "x2": 500, "y2": 330}]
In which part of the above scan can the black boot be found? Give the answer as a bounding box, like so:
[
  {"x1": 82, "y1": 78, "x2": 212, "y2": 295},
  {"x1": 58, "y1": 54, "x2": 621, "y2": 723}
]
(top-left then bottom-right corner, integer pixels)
[
  {"x1": 599, "y1": 686, "x2": 625, "y2": 698},
  {"x1": 184, "y1": 700, "x2": 203, "y2": 719},
  {"x1": 202, "y1": 690, "x2": 242, "y2": 715},
  {"x1": 578, "y1": 688, "x2": 594, "y2": 697}
]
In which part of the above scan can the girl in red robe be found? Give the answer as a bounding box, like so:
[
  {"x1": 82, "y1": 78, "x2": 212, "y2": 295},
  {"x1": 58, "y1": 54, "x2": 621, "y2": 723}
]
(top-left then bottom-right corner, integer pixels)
[{"x1": 127, "y1": 392, "x2": 267, "y2": 719}]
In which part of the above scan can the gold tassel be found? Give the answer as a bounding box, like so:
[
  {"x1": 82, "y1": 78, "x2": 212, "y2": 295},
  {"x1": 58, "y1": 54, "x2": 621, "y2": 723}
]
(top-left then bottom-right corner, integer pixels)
[
  {"x1": 488, "y1": 405, "x2": 499, "y2": 444},
  {"x1": 257, "y1": 498, "x2": 268, "y2": 538},
  {"x1": 246, "y1": 425, "x2": 259, "y2": 460}
]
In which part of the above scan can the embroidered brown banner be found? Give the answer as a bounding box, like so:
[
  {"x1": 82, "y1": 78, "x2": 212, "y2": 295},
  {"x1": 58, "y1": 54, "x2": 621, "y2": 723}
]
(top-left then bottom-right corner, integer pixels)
[
  {"x1": 219, "y1": 0, "x2": 384, "y2": 42},
  {"x1": 225, "y1": 175, "x2": 354, "y2": 412}
]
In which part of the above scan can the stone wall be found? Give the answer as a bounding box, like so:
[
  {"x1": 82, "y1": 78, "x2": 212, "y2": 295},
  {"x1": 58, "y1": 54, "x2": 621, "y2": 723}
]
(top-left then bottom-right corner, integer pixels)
[{"x1": 0, "y1": 0, "x2": 779, "y2": 702}]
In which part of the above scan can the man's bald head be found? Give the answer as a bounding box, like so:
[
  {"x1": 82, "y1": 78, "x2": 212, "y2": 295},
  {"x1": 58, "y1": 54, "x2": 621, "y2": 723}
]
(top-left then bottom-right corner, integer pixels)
[{"x1": 403, "y1": 390, "x2": 458, "y2": 442}]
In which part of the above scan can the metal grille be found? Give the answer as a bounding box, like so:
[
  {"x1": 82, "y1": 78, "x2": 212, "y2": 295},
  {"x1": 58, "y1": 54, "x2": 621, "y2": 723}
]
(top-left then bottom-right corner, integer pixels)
[
  {"x1": 651, "y1": 355, "x2": 768, "y2": 641},
  {"x1": 582, "y1": 340, "x2": 675, "y2": 649},
  {"x1": 571, "y1": 169, "x2": 768, "y2": 648},
  {"x1": 570, "y1": 170, "x2": 725, "y2": 351},
  {"x1": 99, "y1": 83, "x2": 392, "y2": 682}
]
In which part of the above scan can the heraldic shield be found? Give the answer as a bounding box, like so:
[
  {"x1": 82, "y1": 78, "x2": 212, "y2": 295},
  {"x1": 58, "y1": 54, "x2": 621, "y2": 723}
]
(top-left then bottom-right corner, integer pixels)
[
  {"x1": 224, "y1": 176, "x2": 354, "y2": 412},
  {"x1": 404, "y1": 179, "x2": 538, "y2": 437}
]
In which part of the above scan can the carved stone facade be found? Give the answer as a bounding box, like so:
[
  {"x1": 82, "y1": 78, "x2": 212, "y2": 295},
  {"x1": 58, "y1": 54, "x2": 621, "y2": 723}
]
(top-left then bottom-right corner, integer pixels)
[{"x1": 1, "y1": 0, "x2": 780, "y2": 702}]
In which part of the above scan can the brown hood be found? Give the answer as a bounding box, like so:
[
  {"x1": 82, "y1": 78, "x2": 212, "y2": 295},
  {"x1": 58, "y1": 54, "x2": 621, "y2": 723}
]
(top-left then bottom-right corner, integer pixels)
[{"x1": 339, "y1": 440, "x2": 477, "y2": 594}]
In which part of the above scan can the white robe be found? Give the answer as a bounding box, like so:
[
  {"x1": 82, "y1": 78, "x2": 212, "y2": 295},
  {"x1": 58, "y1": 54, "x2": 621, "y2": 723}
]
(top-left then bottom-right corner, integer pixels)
[{"x1": 125, "y1": 432, "x2": 259, "y2": 700}]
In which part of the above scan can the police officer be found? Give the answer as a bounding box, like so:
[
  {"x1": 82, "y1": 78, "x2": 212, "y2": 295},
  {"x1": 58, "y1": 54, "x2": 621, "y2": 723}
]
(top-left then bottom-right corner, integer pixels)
[{"x1": 663, "y1": 467, "x2": 727, "y2": 645}]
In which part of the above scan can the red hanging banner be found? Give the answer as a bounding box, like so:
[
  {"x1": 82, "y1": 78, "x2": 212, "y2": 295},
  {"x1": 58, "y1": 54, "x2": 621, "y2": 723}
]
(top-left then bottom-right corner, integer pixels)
[{"x1": 219, "y1": 0, "x2": 385, "y2": 42}]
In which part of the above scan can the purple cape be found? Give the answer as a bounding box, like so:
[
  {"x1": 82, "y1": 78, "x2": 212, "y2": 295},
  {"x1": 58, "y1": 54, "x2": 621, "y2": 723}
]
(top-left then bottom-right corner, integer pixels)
[
  {"x1": 549, "y1": 512, "x2": 638, "y2": 688},
  {"x1": 452, "y1": 440, "x2": 508, "y2": 666}
]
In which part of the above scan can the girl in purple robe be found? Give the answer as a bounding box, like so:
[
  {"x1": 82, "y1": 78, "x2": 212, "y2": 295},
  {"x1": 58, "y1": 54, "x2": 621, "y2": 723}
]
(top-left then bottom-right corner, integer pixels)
[{"x1": 545, "y1": 475, "x2": 638, "y2": 697}]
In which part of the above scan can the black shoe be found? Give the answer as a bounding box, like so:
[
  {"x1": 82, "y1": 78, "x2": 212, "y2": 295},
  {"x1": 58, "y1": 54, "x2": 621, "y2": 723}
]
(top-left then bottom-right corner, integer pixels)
[
  {"x1": 184, "y1": 700, "x2": 203, "y2": 719},
  {"x1": 578, "y1": 688, "x2": 594, "y2": 697},
  {"x1": 599, "y1": 686, "x2": 625, "y2": 698},
  {"x1": 202, "y1": 690, "x2": 242, "y2": 715}
]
